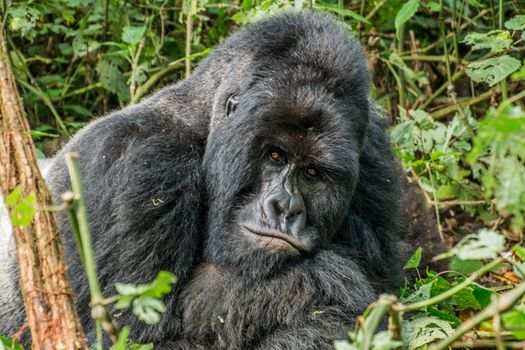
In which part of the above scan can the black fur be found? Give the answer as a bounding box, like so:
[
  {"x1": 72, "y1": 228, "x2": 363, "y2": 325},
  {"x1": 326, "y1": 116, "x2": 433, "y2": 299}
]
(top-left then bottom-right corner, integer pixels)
[{"x1": 1, "y1": 11, "x2": 411, "y2": 349}]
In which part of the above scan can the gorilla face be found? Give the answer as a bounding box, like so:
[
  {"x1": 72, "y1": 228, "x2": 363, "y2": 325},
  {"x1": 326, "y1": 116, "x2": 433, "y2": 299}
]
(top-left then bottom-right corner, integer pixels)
[{"x1": 203, "y1": 74, "x2": 368, "y2": 276}]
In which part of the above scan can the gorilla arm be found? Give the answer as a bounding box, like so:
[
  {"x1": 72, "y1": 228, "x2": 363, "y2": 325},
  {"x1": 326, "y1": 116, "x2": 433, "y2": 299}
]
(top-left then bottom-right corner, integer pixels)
[{"x1": 41, "y1": 95, "x2": 207, "y2": 343}]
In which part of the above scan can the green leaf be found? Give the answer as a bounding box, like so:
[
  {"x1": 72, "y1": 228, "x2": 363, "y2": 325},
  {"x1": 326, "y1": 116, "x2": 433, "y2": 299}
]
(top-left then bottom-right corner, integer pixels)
[
  {"x1": 5, "y1": 187, "x2": 22, "y2": 207},
  {"x1": 395, "y1": 0, "x2": 419, "y2": 39},
  {"x1": 448, "y1": 257, "x2": 483, "y2": 275},
  {"x1": 470, "y1": 283, "x2": 492, "y2": 308},
  {"x1": 63, "y1": 105, "x2": 93, "y2": 118},
  {"x1": 114, "y1": 271, "x2": 177, "y2": 323},
  {"x1": 334, "y1": 340, "x2": 358, "y2": 350},
  {"x1": 402, "y1": 316, "x2": 454, "y2": 350},
  {"x1": 0, "y1": 336, "x2": 24, "y2": 350},
  {"x1": 115, "y1": 271, "x2": 177, "y2": 298},
  {"x1": 466, "y1": 55, "x2": 522, "y2": 86},
  {"x1": 109, "y1": 326, "x2": 130, "y2": 350},
  {"x1": 315, "y1": 5, "x2": 371, "y2": 24},
  {"x1": 455, "y1": 229, "x2": 505, "y2": 260},
  {"x1": 451, "y1": 287, "x2": 481, "y2": 310},
  {"x1": 132, "y1": 297, "x2": 166, "y2": 324},
  {"x1": 122, "y1": 25, "x2": 146, "y2": 46},
  {"x1": 130, "y1": 344, "x2": 154, "y2": 350},
  {"x1": 428, "y1": 307, "x2": 461, "y2": 327},
  {"x1": 7, "y1": 5, "x2": 41, "y2": 37},
  {"x1": 514, "y1": 245, "x2": 525, "y2": 261},
  {"x1": 425, "y1": 1, "x2": 441, "y2": 12},
  {"x1": 370, "y1": 331, "x2": 404, "y2": 350},
  {"x1": 505, "y1": 15, "x2": 525, "y2": 31},
  {"x1": 10, "y1": 194, "x2": 36, "y2": 227},
  {"x1": 6, "y1": 187, "x2": 36, "y2": 227},
  {"x1": 400, "y1": 282, "x2": 433, "y2": 307},
  {"x1": 404, "y1": 247, "x2": 422, "y2": 270},
  {"x1": 96, "y1": 59, "x2": 130, "y2": 102},
  {"x1": 462, "y1": 30, "x2": 512, "y2": 53},
  {"x1": 502, "y1": 308, "x2": 525, "y2": 340}
]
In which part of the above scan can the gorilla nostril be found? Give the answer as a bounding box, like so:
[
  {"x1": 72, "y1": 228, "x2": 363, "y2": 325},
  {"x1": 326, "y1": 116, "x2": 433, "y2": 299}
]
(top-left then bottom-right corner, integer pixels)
[{"x1": 273, "y1": 202, "x2": 285, "y2": 216}]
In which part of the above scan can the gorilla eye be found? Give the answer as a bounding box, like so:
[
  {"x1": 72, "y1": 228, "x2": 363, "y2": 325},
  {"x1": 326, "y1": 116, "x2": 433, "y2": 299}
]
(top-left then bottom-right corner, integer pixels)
[
  {"x1": 305, "y1": 167, "x2": 318, "y2": 177},
  {"x1": 226, "y1": 94, "x2": 239, "y2": 117},
  {"x1": 269, "y1": 149, "x2": 286, "y2": 163}
]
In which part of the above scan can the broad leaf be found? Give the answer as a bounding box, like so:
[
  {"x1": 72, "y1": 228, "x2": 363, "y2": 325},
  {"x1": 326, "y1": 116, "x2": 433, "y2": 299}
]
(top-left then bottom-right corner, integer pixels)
[
  {"x1": 466, "y1": 55, "x2": 521, "y2": 86},
  {"x1": 122, "y1": 25, "x2": 146, "y2": 46},
  {"x1": 502, "y1": 308, "x2": 525, "y2": 340},
  {"x1": 455, "y1": 229, "x2": 505, "y2": 260},
  {"x1": 505, "y1": 15, "x2": 525, "y2": 30},
  {"x1": 404, "y1": 247, "x2": 422, "y2": 270},
  {"x1": 395, "y1": 0, "x2": 419, "y2": 39},
  {"x1": 402, "y1": 316, "x2": 454, "y2": 350},
  {"x1": 0, "y1": 337, "x2": 24, "y2": 350},
  {"x1": 462, "y1": 30, "x2": 512, "y2": 53}
]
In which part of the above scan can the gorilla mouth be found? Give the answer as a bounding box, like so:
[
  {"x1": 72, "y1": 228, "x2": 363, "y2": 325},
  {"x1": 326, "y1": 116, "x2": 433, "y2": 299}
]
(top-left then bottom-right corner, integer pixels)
[{"x1": 241, "y1": 225, "x2": 312, "y2": 253}]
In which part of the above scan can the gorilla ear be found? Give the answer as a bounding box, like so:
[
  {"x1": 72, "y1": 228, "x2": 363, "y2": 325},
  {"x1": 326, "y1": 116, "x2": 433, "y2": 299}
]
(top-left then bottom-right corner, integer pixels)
[{"x1": 225, "y1": 94, "x2": 239, "y2": 118}]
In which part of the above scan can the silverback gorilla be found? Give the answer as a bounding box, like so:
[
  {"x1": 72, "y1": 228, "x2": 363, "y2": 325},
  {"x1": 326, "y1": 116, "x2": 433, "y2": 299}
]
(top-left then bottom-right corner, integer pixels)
[{"x1": 0, "y1": 11, "x2": 418, "y2": 349}]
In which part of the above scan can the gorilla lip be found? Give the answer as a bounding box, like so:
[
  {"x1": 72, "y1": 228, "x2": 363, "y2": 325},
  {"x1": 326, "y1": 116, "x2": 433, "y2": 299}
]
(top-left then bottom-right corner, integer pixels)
[{"x1": 241, "y1": 225, "x2": 311, "y2": 253}]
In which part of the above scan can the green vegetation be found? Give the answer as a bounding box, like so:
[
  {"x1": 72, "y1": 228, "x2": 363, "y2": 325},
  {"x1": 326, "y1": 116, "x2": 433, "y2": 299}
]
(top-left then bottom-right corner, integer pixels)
[{"x1": 2, "y1": 0, "x2": 525, "y2": 349}]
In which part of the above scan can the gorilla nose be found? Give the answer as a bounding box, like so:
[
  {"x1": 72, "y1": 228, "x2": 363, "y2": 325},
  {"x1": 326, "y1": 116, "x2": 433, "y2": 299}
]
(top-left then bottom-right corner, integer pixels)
[{"x1": 264, "y1": 193, "x2": 306, "y2": 235}]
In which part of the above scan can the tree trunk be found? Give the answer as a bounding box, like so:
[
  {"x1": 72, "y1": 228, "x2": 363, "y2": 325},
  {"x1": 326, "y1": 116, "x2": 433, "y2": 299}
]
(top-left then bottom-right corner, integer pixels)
[{"x1": 0, "y1": 29, "x2": 88, "y2": 350}]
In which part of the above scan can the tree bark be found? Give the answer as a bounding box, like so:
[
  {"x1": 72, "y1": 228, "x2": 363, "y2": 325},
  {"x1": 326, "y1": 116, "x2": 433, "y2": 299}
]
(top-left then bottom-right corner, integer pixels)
[{"x1": 0, "y1": 29, "x2": 88, "y2": 349}]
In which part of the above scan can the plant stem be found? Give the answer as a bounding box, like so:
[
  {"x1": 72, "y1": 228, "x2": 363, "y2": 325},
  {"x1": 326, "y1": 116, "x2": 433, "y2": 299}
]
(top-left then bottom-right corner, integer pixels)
[
  {"x1": 185, "y1": 0, "x2": 198, "y2": 78},
  {"x1": 65, "y1": 152, "x2": 119, "y2": 343},
  {"x1": 499, "y1": 0, "x2": 508, "y2": 100},
  {"x1": 397, "y1": 24, "x2": 405, "y2": 108},
  {"x1": 131, "y1": 49, "x2": 209, "y2": 103},
  {"x1": 431, "y1": 88, "x2": 497, "y2": 120},
  {"x1": 362, "y1": 295, "x2": 397, "y2": 350}
]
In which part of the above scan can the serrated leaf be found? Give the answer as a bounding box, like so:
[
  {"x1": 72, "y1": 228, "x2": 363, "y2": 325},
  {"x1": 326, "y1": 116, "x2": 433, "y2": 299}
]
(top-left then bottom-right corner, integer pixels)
[
  {"x1": 371, "y1": 331, "x2": 404, "y2": 350},
  {"x1": 451, "y1": 287, "x2": 481, "y2": 310},
  {"x1": 402, "y1": 316, "x2": 454, "y2": 350},
  {"x1": 115, "y1": 271, "x2": 177, "y2": 298},
  {"x1": 122, "y1": 25, "x2": 146, "y2": 46},
  {"x1": 395, "y1": 0, "x2": 419, "y2": 39},
  {"x1": 505, "y1": 15, "x2": 525, "y2": 31},
  {"x1": 428, "y1": 307, "x2": 461, "y2": 327},
  {"x1": 455, "y1": 229, "x2": 505, "y2": 260},
  {"x1": 462, "y1": 30, "x2": 512, "y2": 53},
  {"x1": 466, "y1": 55, "x2": 522, "y2": 86},
  {"x1": 132, "y1": 297, "x2": 166, "y2": 324},
  {"x1": 401, "y1": 282, "x2": 433, "y2": 307},
  {"x1": 7, "y1": 5, "x2": 41, "y2": 37},
  {"x1": 404, "y1": 247, "x2": 422, "y2": 270}
]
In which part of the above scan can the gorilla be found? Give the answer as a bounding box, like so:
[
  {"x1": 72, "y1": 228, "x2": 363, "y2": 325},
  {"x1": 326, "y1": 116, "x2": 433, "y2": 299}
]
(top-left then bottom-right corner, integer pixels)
[{"x1": 0, "y1": 10, "x2": 423, "y2": 349}]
